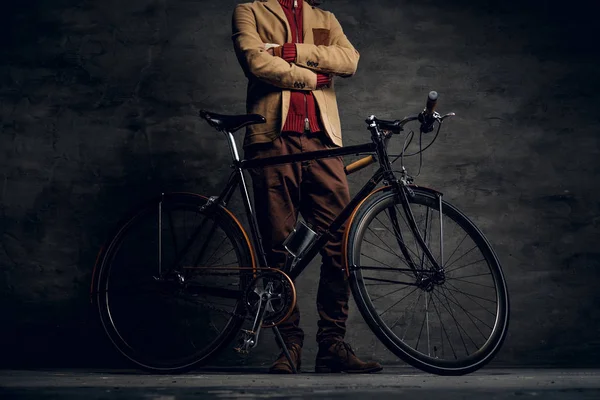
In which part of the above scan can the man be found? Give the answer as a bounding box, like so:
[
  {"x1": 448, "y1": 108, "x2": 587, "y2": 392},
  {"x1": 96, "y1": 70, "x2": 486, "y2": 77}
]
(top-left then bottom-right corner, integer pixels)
[{"x1": 232, "y1": 0, "x2": 382, "y2": 374}]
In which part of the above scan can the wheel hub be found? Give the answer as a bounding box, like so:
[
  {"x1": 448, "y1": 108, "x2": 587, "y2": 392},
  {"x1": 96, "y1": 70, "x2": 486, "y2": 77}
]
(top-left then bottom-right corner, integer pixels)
[{"x1": 418, "y1": 270, "x2": 445, "y2": 291}]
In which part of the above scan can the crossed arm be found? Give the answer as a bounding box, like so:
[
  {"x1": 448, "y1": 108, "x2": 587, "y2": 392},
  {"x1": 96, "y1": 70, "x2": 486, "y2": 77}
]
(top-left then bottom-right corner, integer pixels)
[{"x1": 231, "y1": 4, "x2": 360, "y2": 91}]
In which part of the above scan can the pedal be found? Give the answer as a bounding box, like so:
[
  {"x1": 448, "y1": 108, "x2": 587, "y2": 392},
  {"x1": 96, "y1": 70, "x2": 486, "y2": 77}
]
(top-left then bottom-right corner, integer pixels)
[
  {"x1": 234, "y1": 329, "x2": 257, "y2": 354},
  {"x1": 233, "y1": 346, "x2": 249, "y2": 355}
]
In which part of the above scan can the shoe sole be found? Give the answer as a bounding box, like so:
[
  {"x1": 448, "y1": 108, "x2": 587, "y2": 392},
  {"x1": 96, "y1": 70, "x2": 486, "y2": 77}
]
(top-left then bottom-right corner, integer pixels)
[
  {"x1": 269, "y1": 365, "x2": 302, "y2": 374},
  {"x1": 314, "y1": 366, "x2": 383, "y2": 374},
  {"x1": 269, "y1": 369, "x2": 301, "y2": 374}
]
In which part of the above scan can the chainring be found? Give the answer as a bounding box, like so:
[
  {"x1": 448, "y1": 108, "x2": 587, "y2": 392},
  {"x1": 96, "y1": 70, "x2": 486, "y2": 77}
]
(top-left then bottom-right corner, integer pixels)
[{"x1": 243, "y1": 269, "x2": 296, "y2": 327}]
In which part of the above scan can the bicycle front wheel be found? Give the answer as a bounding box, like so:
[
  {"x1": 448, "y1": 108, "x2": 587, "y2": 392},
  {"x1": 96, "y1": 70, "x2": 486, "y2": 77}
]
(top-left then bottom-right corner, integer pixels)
[
  {"x1": 91, "y1": 193, "x2": 254, "y2": 373},
  {"x1": 346, "y1": 187, "x2": 509, "y2": 375}
]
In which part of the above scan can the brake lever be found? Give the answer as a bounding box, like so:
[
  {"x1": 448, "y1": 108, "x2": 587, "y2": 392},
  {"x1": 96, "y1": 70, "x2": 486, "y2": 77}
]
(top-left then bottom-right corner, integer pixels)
[
  {"x1": 437, "y1": 112, "x2": 456, "y2": 122},
  {"x1": 420, "y1": 111, "x2": 456, "y2": 133}
]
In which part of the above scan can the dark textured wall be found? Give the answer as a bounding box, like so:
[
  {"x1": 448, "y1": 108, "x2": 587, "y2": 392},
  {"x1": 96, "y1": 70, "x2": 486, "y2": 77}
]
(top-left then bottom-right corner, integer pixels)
[{"x1": 1, "y1": 0, "x2": 599, "y2": 369}]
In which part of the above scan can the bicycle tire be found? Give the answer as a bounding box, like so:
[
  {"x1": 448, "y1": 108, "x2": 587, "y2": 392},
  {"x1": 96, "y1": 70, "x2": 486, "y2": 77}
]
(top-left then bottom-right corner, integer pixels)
[
  {"x1": 345, "y1": 187, "x2": 509, "y2": 375},
  {"x1": 91, "y1": 192, "x2": 254, "y2": 373}
]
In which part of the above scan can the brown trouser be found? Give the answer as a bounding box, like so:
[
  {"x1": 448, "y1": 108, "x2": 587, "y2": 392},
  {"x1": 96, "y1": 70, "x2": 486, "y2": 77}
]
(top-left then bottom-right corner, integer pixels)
[{"x1": 245, "y1": 131, "x2": 351, "y2": 348}]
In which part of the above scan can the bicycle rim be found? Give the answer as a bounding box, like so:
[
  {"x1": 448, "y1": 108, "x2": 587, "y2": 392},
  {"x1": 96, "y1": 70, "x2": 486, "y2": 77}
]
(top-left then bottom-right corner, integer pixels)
[
  {"x1": 347, "y1": 188, "x2": 509, "y2": 375},
  {"x1": 93, "y1": 193, "x2": 252, "y2": 373}
]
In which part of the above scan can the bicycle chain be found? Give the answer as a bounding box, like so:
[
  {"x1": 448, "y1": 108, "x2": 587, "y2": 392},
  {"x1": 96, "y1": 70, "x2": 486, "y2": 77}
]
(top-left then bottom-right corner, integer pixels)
[
  {"x1": 198, "y1": 300, "x2": 249, "y2": 321},
  {"x1": 175, "y1": 289, "x2": 251, "y2": 321},
  {"x1": 173, "y1": 268, "x2": 294, "y2": 323}
]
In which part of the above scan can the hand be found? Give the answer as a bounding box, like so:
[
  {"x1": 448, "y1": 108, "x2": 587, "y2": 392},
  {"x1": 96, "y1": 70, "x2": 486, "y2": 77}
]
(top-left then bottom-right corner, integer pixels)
[{"x1": 264, "y1": 43, "x2": 281, "y2": 57}]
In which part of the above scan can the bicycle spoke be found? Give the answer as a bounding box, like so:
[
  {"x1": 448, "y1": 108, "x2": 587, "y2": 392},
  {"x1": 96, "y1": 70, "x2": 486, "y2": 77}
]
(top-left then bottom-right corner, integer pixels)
[
  {"x1": 373, "y1": 213, "x2": 395, "y2": 237},
  {"x1": 431, "y1": 287, "x2": 472, "y2": 355},
  {"x1": 439, "y1": 284, "x2": 491, "y2": 336},
  {"x1": 442, "y1": 287, "x2": 496, "y2": 324},
  {"x1": 445, "y1": 281, "x2": 497, "y2": 304},
  {"x1": 205, "y1": 244, "x2": 237, "y2": 268},
  {"x1": 366, "y1": 225, "x2": 406, "y2": 260},
  {"x1": 449, "y1": 277, "x2": 495, "y2": 289},
  {"x1": 429, "y1": 292, "x2": 457, "y2": 359},
  {"x1": 444, "y1": 232, "x2": 469, "y2": 268},
  {"x1": 401, "y1": 289, "x2": 423, "y2": 341},
  {"x1": 445, "y1": 257, "x2": 487, "y2": 275},
  {"x1": 450, "y1": 272, "x2": 492, "y2": 279},
  {"x1": 446, "y1": 283, "x2": 497, "y2": 320},
  {"x1": 415, "y1": 295, "x2": 428, "y2": 354},
  {"x1": 425, "y1": 291, "x2": 432, "y2": 356},
  {"x1": 378, "y1": 285, "x2": 420, "y2": 317},
  {"x1": 363, "y1": 237, "x2": 412, "y2": 269},
  {"x1": 440, "y1": 286, "x2": 482, "y2": 347},
  {"x1": 445, "y1": 244, "x2": 479, "y2": 271},
  {"x1": 389, "y1": 290, "x2": 417, "y2": 331},
  {"x1": 442, "y1": 290, "x2": 485, "y2": 354},
  {"x1": 370, "y1": 284, "x2": 413, "y2": 302},
  {"x1": 361, "y1": 253, "x2": 409, "y2": 274},
  {"x1": 202, "y1": 235, "x2": 230, "y2": 266}
]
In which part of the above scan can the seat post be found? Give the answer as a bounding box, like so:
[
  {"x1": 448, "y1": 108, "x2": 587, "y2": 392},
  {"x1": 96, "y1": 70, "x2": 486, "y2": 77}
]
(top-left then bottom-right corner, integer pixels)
[{"x1": 223, "y1": 130, "x2": 241, "y2": 162}]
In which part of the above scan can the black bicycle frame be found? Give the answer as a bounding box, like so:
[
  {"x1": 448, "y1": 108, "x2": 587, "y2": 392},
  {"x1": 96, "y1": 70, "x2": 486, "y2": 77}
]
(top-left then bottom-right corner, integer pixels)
[{"x1": 174, "y1": 123, "x2": 443, "y2": 283}]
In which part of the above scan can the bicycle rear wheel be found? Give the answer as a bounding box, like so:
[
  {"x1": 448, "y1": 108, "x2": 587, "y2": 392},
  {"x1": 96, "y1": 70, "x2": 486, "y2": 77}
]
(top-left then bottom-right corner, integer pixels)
[
  {"x1": 346, "y1": 187, "x2": 509, "y2": 375},
  {"x1": 91, "y1": 193, "x2": 254, "y2": 373}
]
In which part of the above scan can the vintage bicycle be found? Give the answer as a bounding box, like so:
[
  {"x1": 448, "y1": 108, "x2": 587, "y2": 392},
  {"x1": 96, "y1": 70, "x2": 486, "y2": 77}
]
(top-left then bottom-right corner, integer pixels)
[{"x1": 90, "y1": 92, "x2": 509, "y2": 376}]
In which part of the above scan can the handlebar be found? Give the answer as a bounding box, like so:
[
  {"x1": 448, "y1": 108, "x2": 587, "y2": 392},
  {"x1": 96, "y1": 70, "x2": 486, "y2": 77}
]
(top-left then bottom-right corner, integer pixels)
[
  {"x1": 344, "y1": 91, "x2": 454, "y2": 175},
  {"x1": 424, "y1": 90, "x2": 438, "y2": 116},
  {"x1": 418, "y1": 91, "x2": 439, "y2": 133}
]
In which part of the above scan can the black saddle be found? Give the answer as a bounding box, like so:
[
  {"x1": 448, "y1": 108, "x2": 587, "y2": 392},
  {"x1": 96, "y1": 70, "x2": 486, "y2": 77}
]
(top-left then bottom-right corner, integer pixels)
[{"x1": 199, "y1": 110, "x2": 266, "y2": 133}]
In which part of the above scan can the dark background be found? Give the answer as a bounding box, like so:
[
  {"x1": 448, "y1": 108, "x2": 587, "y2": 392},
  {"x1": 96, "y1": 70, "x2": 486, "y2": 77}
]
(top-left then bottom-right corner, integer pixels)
[{"x1": 1, "y1": 0, "x2": 599, "y2": 370}]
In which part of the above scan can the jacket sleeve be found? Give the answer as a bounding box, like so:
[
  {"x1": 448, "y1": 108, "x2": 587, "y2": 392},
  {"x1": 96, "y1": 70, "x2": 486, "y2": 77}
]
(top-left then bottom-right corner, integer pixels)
[
  {"x1": 294, "y1": 12, "x2": 360, "y2": 77},
  {"x1": 232, "y1": 4, "x2": 318, "y2": 91}
]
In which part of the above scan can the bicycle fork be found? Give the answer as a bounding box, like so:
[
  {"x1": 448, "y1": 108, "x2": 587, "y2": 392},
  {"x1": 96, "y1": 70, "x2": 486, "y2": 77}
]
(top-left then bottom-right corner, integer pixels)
[{"x1": 391, "y1": 183, "x2": 446, "y2": 287}]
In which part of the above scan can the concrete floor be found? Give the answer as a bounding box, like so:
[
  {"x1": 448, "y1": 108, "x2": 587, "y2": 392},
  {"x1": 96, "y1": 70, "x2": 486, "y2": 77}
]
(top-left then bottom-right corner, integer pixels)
[{"x1": 0, "y1": 368, "x2": 599, "y2": 399}]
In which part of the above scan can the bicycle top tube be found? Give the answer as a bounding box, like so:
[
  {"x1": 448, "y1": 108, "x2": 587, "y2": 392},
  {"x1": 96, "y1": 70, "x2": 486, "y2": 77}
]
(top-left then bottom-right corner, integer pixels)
[
  {"x1": 240, "y1": 142, "x2": 376, "y2": 170},
  {"x1": 237, "y1": 114, "x2": 422, "y2": 171}
]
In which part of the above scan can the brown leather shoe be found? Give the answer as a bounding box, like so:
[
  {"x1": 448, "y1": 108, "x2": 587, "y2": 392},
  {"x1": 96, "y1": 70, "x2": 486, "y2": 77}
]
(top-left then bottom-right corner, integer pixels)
[
  {"x1": 269, "y1": 343, "x2": 302, "y2": 374},
  {"x1": 315, "y1": 341, "x2": 382, "y2": 373}
]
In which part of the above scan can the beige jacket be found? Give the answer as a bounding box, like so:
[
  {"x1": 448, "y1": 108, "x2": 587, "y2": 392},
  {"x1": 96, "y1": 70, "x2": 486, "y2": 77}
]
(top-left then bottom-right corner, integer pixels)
[{"x1": 232, "y1": 0, "x2": 360, "y2": 148}]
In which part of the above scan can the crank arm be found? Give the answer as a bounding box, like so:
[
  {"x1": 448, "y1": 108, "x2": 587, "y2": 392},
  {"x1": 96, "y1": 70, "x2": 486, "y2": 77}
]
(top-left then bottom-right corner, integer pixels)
[{"x1": 235, "y1": 293, "x2": 273, "y2": 354}]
